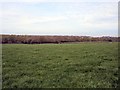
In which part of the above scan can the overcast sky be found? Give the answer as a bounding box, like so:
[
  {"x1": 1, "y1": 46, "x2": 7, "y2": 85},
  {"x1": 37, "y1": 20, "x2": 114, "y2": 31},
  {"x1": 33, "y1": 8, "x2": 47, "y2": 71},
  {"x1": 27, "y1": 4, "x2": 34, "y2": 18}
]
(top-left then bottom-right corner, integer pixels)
[{"x1": 0, "y1": 0, "x2": 118, "y2": 36}]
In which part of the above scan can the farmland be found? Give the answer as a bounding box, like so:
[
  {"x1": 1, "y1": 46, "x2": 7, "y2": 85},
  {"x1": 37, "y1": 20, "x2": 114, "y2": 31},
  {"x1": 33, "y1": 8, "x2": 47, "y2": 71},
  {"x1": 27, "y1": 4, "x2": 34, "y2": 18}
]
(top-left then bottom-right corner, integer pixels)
[{"x1": 2, "y1": 42, "x2": 118, "y2": 88}]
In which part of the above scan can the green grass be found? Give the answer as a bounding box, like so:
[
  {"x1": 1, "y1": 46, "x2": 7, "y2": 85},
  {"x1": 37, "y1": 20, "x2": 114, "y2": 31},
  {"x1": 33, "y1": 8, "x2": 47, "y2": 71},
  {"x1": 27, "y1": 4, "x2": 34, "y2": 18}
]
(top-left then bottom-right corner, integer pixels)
[{"x1": 2, "y1": 42, "x2": 118, "y2": 88}]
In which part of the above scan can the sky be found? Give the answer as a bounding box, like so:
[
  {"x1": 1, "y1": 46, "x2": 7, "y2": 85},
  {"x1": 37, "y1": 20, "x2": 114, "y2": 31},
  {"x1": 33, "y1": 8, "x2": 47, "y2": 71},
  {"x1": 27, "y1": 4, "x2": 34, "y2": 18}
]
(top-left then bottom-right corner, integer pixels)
[{"x1": 0, "y1": 0, "x2": 118, "y2": 36}]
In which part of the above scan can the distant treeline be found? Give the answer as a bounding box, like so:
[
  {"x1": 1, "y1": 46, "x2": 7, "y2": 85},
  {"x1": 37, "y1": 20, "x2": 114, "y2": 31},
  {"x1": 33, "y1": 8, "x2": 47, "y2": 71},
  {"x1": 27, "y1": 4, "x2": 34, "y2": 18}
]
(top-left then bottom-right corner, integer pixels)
[{"x1": 0, "y1": 35, "x2": 119, "y2": 44}]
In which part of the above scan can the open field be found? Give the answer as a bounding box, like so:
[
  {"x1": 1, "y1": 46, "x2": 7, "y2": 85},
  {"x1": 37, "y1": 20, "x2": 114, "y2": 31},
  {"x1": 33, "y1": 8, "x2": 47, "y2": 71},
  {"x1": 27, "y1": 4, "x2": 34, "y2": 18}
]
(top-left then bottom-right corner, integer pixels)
[{"x1": 2, "y1": 42, "x2": 118, "y2": 88}]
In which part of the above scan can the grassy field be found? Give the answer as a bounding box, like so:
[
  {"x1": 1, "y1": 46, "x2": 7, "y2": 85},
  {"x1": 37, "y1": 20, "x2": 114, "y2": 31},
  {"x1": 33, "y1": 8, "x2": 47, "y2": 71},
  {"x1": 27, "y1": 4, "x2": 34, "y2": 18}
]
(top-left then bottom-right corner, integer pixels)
[{"x1": 2, "y1": 42, "x2": 118, "y2": 88}]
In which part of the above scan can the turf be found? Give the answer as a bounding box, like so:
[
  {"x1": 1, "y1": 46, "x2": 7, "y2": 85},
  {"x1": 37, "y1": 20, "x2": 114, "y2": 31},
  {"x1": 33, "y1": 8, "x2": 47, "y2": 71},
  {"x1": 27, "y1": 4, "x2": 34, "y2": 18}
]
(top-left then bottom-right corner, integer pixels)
[{"x1": 2, "y1": 42, "x2": 118, "y2": 88}]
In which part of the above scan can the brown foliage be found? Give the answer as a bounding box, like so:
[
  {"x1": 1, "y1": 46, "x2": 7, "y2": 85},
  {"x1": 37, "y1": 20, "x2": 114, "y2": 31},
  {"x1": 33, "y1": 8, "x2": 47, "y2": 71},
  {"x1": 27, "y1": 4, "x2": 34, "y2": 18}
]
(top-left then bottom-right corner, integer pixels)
[{"x1": 1, "y1": 34, "x2": 119, "y2": 44}]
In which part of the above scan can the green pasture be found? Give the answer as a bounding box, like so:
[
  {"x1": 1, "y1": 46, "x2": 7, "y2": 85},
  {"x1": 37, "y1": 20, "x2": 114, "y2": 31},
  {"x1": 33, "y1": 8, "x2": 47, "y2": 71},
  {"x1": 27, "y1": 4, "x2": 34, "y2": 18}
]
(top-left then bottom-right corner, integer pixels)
[{"x1": 2, "y1": 42, "x2": 118, "y2": 88}]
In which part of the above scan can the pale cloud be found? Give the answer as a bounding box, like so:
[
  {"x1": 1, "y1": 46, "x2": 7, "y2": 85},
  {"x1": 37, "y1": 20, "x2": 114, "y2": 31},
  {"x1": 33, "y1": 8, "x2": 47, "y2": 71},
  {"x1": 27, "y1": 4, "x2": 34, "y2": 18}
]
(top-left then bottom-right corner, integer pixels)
[
  {"x1": 2, "y1": 8, "x2": 68, "y2": 34},
  {"x1": 19, "y1": 16, "x2": 68, "y2": 24},
  {"x1": 65, "y1": 3, "x2": 117, "y2": 31},
  {"x1": 1, "y1": 2, "x2": 118, "y2": 36},
  {"x1": 2, "y1": 9, "x2": 68, "y2": 25}
]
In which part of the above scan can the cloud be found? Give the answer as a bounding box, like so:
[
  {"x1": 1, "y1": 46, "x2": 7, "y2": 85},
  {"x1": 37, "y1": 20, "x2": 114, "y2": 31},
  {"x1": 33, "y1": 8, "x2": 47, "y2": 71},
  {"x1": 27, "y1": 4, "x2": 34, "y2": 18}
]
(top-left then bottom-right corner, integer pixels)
[
  {"x1": 65, "y1": 3, "x2": 117, "y2": 31},
  {"x1": 1, "y1": 6, "x2": 68, "y2": 34},
  {"x1": 1, "y1": 2, "x2": 118, "y2": 36},
  {"x1": 2, "y1": 10, "x2": 68, "y2": 25},
  {"x1": 20, "y1": 16, "x2": 68, "y2": 24}
]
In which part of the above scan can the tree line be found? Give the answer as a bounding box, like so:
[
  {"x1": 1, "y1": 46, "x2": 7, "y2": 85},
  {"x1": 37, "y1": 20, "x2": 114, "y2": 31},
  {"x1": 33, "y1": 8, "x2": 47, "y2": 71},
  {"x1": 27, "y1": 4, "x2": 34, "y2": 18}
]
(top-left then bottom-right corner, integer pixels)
[{"x1": 0, "y1": 35, "x2": 119, "y2": 44}]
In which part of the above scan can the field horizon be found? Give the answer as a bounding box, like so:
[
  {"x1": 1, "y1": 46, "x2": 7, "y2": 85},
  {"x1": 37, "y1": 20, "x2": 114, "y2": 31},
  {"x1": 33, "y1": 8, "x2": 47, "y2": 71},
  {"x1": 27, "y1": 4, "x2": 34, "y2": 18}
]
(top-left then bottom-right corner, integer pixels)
[{"x1": 1, "y1": 0, "x2": 118, "y2": 88}]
